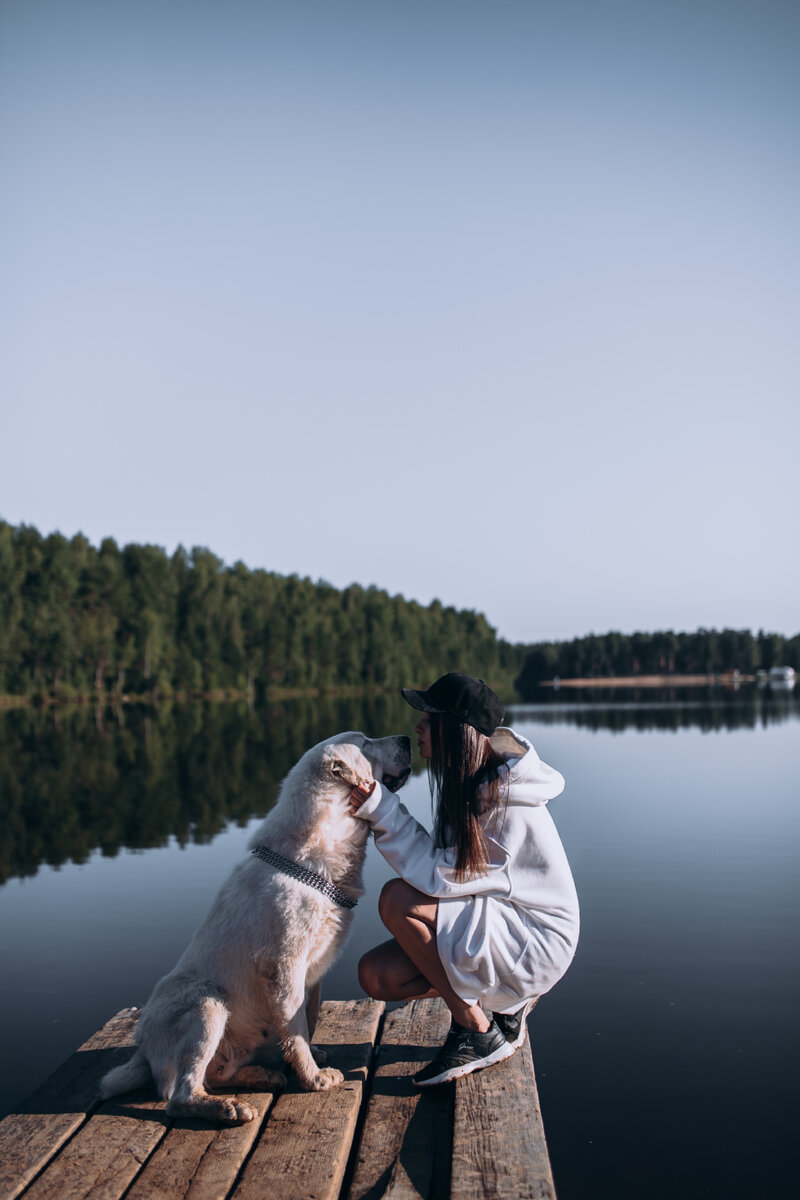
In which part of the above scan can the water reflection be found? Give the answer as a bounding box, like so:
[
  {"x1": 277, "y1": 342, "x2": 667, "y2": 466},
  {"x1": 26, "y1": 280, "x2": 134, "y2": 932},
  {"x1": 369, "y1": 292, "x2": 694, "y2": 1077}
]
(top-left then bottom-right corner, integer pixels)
[
  {"x1": 0, "y1": 693, "x2": 413, "y2": 885},
  {"x1": 1, "y1": 687, "x2": 796, "y2": 886},
  {"x1": 508, "y1": 684, "x2": 800, "y2": 733}
]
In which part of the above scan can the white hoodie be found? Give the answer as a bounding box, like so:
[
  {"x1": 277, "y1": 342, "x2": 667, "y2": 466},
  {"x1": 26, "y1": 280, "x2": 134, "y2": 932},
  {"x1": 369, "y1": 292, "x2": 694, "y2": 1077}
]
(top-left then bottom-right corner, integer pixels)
[{"x1": 354, "y1": 727, "x2": 580, "y2": 1013}]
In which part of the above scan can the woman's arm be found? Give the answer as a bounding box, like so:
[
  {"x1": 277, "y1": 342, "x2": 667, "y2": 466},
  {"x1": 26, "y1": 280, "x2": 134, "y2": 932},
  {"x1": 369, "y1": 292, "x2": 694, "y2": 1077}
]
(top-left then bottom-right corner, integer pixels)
[{"x1": 349, "y1": 781, "x2": 513, "y2": 900}]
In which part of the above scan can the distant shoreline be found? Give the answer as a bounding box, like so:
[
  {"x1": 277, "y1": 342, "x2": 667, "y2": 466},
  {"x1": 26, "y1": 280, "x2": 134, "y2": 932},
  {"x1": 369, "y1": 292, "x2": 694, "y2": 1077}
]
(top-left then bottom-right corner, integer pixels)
[
  {"x1": 0, "y1": 674, "x2": 766, "y2": 709},
  {"x1": 0, "y1": 685, "x2": 385, "y2": 710},
  {"x1": 539, "y1": 674, "x2": 754, "y2": 688}
]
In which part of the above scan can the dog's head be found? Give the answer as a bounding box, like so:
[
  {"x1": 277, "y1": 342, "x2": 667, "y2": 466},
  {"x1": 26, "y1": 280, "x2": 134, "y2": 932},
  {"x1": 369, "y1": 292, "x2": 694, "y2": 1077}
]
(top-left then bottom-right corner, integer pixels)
[
  {"x1": 319, "y1": 743, "x2": 375, "y2": 793},
  {"x1": 316, "y1": 732, "x2": 412, "y2": 793}
]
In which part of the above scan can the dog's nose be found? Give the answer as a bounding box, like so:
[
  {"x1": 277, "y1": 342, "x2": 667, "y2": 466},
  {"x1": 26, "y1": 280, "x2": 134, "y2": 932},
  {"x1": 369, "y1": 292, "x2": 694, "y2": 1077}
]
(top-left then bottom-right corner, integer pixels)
[{"x1": 399, "y1": 735, "x2": 411, "y2": 753}]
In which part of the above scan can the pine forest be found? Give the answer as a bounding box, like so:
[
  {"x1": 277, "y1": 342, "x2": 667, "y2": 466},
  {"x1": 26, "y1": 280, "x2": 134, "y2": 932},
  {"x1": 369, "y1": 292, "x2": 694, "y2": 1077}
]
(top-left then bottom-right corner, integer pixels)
[{"x1": 0, "y1": 520, "x2": 796, "y2": 703}]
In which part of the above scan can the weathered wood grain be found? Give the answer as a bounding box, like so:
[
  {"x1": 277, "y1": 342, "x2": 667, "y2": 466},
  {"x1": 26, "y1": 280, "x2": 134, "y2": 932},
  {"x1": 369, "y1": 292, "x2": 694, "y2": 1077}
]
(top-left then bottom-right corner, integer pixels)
[
  {"x1": 21, "y1": 1094, "x2": 168, "y2": 1200},
  {"x1": 1, "y1": 997, "x2": 559, "y2": 1200},
  {"x1": 123, "y1": 1089, "x2": 276, "y2": 1200},
  {"x1": 452, "y1": 1034, "x2": 556, "y2": 1200},
  {"x1": 0, "y1": 1008, "x2": 140, "y2": 1200},
  {"x1": 346, "y1": 997, "x2": 453, "y2": 1200},
  {"x1": 234, "y1": 998, "x2": 384, "y2": 1200}
]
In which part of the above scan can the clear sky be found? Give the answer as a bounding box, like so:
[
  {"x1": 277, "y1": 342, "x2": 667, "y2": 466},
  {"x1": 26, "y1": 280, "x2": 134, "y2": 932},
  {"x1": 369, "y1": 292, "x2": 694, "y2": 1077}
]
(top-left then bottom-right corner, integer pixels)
[{"x1": 1, "y1": 0, "x2": 798, "y2": 644}]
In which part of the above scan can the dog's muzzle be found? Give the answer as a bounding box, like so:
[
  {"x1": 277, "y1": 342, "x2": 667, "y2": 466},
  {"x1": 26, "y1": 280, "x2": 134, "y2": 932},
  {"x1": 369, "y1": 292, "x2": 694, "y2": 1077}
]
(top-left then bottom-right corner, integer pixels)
[{"x1": 382, "y1": 767, "x2": 411, "y2": 793}]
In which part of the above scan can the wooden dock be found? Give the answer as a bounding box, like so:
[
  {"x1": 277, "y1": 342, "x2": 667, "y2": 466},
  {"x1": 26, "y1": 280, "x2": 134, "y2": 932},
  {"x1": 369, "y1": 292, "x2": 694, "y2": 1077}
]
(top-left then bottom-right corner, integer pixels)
[{"x1": 0, "y1": 998, "x2": 556, "y2": 1200}]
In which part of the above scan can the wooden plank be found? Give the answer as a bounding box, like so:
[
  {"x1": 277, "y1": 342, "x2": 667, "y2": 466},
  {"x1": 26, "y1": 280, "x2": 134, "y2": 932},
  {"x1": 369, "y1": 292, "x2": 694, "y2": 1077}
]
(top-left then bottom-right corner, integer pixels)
[
  {"x1": 123, "y1": 1089, "x2": 278, "y2": 1200},
  {"x1": 0, "y1": 1008, "x2": 140, "y2": 1200},
  {"x1": 452, "y1": 1035, "x2": 557, "y2": 1200},
  {"x1": 20, "y1": 1094, "x2": 169, "y2": 1200},
  {"x1": 346, "y1": 997, "x2": 453, "y2": 1200},
  {"x1": 234, "y1": 998, "x2": 384, "y2": 1200}
]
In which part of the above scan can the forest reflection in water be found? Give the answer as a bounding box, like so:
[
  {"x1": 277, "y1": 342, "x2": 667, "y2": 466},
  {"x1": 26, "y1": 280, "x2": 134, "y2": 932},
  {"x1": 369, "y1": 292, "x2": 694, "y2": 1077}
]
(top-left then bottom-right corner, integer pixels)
[
  {"x1": 0, "y1": 691, "x2": 411, "y2": 885},
  {"x1": 508, "y1": 682, "x2": 800, "y2": 731},
  {"x1": 1, "y1": 685, "x2": 797, "y2": 886}
]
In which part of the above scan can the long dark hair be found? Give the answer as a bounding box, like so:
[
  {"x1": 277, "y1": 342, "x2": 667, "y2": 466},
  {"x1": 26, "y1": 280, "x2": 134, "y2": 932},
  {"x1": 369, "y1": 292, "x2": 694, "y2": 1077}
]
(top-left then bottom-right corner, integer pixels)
[{"x1": 428, "y1": 712, "x2": 506, "y2": 882}]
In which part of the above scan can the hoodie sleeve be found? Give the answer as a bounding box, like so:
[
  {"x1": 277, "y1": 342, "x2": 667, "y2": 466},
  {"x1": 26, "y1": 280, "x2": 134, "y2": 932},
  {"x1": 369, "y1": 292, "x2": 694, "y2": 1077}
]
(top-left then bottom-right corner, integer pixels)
[{"x1": 353, "y1": 782, "x2": 514, "y2": 899}]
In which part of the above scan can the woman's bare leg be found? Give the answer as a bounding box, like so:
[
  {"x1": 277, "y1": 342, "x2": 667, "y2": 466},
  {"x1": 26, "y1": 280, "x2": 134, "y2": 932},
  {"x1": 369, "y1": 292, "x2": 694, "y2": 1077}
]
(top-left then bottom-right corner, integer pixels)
[
  {"x1": 358, "y1": 937, "x2": 437, "y2": 1002},
  {"x1": 359, "y1": 879, "x2": 490, "y2": 1032}
]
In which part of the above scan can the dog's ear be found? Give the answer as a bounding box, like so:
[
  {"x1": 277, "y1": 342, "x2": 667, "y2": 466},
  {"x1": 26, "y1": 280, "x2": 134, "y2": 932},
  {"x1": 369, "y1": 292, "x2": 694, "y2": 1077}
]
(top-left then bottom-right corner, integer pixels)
[{"x1": 329, "y1": 757, "x2": 362, "y2": 786}]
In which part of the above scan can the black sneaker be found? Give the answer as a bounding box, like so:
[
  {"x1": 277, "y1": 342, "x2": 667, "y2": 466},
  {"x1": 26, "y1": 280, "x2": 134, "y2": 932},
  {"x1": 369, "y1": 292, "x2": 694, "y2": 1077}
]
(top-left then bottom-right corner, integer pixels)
[
  {"x1": 491, "y1": 998, "x2": 537, "y2": 1050},
  {"x1": 412, "y1": 1018, "x2": 515, "y2": 1087}
]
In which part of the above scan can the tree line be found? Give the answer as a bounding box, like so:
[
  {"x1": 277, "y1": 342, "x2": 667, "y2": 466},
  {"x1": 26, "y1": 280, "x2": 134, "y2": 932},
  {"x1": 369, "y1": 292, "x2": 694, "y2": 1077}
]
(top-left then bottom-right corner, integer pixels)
[
  {"x1": 0, "y1": 520, "x2": 520, "y2": 700},
  {"x1": 1, "y1": 520, "x2": 796, "y2": 703},
  {"x1": 514, "y1": 627, "x2": 800, "y2": 696}
]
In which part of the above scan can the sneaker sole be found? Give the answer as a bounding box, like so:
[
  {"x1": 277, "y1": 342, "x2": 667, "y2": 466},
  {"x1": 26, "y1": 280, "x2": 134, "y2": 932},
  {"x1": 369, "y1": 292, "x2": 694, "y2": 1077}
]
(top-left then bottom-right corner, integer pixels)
[{"x1": 412, "y1": 1038, "x2": 517, "y2": 1088}]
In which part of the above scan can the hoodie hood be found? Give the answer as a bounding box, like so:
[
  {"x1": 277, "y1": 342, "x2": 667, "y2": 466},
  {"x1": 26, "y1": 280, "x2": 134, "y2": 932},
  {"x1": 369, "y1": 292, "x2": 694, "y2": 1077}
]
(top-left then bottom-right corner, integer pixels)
[{"x1": 489, "y1": 726, "x2": 565, "y2": 806}]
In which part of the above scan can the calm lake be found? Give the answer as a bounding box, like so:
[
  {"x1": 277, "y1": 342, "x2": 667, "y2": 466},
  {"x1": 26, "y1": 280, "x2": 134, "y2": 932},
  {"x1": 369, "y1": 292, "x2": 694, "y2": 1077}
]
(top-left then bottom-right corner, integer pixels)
[{"x1": 1, "y1": 687, "x2": 797, "y2": 1198}]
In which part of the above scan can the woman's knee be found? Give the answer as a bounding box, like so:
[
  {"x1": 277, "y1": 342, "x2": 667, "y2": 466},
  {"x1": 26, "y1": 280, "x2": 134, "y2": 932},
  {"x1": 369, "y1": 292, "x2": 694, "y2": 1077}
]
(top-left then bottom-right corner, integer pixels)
[
  {"x1": 357, "y1": 952, "x2": 379, "y2": 998},
  {"x1": 358, "y1": 949, "x2": 391, "y2": 1000},
  {"x1": 378, "y1": 879, "x2": 436, "y2": 933},
  {"x1": 378, "y1": 878, "x2": 420, "y2": 930}
]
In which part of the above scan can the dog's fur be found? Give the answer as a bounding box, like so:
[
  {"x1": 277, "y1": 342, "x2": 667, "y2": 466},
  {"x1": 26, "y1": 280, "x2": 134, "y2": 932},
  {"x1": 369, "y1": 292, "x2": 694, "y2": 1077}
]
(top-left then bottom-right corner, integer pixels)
[{"x1": 99, "y1": 731, "x2": 411, "y2": 1124}]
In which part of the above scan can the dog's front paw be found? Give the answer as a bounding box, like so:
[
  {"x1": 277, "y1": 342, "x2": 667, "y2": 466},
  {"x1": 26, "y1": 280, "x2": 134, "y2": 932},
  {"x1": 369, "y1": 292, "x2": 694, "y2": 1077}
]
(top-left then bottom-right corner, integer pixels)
[
  {"x1": 309, "y1": 1067, "x2": 344, "y2": 1091},
  {"x1": 218, "y1": 1099, "x2": 257, "y2": 1124},
  {"x1": 168, "y1": 1095, "x2": 257, "y2": 1124},
  {"x1": 311, "y1": 1044, "x2": 328, "y2": 1066}
]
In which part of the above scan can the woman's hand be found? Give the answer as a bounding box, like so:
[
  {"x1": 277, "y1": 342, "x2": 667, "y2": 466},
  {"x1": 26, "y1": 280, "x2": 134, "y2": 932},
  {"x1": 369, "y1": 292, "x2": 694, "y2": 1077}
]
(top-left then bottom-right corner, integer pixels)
[{"x1": 349, "y1": 780, "x2": 376, "y2": 815}]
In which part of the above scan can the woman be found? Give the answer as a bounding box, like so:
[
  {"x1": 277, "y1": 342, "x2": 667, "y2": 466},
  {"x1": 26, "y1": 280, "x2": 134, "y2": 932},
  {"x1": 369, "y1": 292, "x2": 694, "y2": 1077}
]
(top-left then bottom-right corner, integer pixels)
[{"x1": 349, "y1": 672, "x2": 579, "y2": 1086}]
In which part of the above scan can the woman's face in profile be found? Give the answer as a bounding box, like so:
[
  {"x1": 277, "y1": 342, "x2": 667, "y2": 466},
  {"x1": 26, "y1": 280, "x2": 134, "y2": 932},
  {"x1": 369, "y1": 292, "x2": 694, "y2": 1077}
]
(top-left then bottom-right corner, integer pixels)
[{"x1": 414, "y1": 713, "x2": 432, "y2": 760}]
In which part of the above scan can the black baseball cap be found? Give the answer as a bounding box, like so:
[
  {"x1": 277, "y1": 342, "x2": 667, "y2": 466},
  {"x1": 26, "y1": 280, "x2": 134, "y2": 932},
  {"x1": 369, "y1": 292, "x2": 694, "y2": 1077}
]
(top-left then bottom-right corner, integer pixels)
[{"x1": 401, "y1": 672, "x2": 505, "y2": 736}]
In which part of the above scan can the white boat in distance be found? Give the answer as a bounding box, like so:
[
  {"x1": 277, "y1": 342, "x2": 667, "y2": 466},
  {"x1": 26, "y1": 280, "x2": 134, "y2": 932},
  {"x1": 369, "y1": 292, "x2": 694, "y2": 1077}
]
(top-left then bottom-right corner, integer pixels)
[{"x1": 768, "y1": 665, "x2": 796, "y2": 689}]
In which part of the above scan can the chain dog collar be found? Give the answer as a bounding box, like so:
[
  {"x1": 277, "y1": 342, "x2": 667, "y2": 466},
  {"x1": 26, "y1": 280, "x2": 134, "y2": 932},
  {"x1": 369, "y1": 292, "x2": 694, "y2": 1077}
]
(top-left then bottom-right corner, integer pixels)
[{"x1": 251, "y1": 845, "x2": 358, "y2": 909}]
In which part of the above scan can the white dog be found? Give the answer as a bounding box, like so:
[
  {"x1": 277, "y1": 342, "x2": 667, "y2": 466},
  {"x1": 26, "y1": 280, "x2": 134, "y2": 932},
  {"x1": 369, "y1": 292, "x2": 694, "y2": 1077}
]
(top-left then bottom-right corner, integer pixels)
[{"x1": 99, "y1": 731, "x2": 411, "y2": 1124}]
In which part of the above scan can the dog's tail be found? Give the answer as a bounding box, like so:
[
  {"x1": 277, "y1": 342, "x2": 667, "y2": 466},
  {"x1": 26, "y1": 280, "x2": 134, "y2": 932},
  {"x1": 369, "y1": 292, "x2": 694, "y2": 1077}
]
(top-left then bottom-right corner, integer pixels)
[{"x1": 99, "y1": 1049, "x2": 152, "y2": 1099}]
